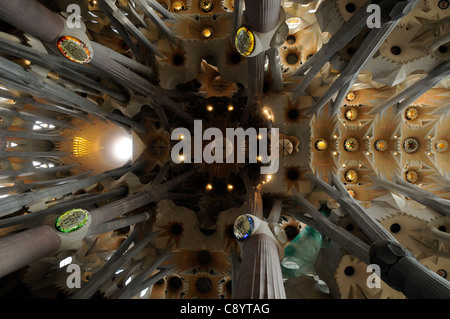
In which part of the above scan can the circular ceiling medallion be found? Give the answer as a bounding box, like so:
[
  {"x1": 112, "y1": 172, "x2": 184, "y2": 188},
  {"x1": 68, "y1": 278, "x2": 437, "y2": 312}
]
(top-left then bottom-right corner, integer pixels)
[
  {"x1": 172, "y1": 1, "x2": 185, "y2": 12},
  {"x1": 346, "y1": 92, "x2": 356, "y2": 101},
  {"x1": 201, "y1": 27, "x2": 214, "y2": 39},
  {"x1": 343, "y1": 137, "x2": 359, "y2": 152},
  {"x1": 405, "y1": 170, "x2": 419, "y2": 184},
  {"x1": 437, "y1": 269, "x2": 447, "y2": 278},
  {"x1": 347, "y1": 189, "x2": 356, "y2": 198},
  {"x1": 233, "y1": 214, "x2": 254, "y2": 241},
  {"x1": 374, "y1": 139, "x2": 388, "y2": 152},
  {"x1": 55, "y1": 208, "x2": 89, "y2": 233},
  {"x1": 403, "y1": 138, "x2": 419, "y2": 153},
  {"x1": 438, "y1": 0, "x2": 449, "y2": 10},
  {"x1": 235, "y1": 27, "x2": 255, "y2": 56},
  {"x1": 314, "y1": 138, "x2": 328, "y2": 152},
  {"x1": 344, "y1": 108, "x2": 358, "y2": 121},
  {"x1": 56, "y1": 36, "x2": 91, "y2": 64},
  {"x1": 344, "y1": 169, "x2": 358, "y2": 183},
  {"x1": 279, "y1": 139, "x2": 294, "y2": 156},
  {"x1": 435, "y1": 140, "x2": 448, "y2": 153},
  {"x1": 404, "y1": 106, "x2": 419, "y2": 120},
  {"x1": 199, "y1": 0, "x2": 214, "y2": 12}
]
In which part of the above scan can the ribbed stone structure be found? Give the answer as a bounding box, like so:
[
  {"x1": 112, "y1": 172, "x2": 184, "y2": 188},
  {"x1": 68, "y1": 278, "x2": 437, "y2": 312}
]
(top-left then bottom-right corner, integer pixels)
[
  {"x1": 0, "y1": 0, "x2": 64, "y2": 43},
  {"x1": 0, "y1": 225, "x2": 61, "y2": 278},
  {"x1": 234, "y1": 233, "x2": 286, "y2": 298},
  {"x1": 244, "y1": 0, "x2": 281, "y2": 33}
]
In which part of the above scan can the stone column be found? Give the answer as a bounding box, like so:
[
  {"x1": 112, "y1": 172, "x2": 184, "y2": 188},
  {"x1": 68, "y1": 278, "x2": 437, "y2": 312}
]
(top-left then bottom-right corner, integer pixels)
[
  {"x1": 371, "y1": 240, "x2": 450, "y2": 299},
  {"x1": 234, "y1": 189, "x2": 286, "y2": 299},
  {"x1": 244, "y1": 0, "x2": 281, "y2": 33},
  {"x1": 0, "y1": 163, "x2": 78, "y2": 179},
  {"x1": 90, "y1": 169, "x2": 196, "y2": 226},
  {"x1": 0, "y1": 0, "x2": 64, "y2": 43},
  {"x1": 0, "y1": 106, "x2": 74, "y2": 129},
  {"x1": 0, "y1": 130, "x2": 67, "y2": 142},
  {"x1": 241, "y1": 0, "x2": 281, "y2": 122},
  {"x1": 234, "y1": 233, "x2": 286, "y2": 298},
  {"x1": 0, "y1": 164, "x2": 135, "y2": 218},
  {"x1": 0, "y1": 225, "x2": 61, "y2": 278},
  {"x1": 0, "y1": 186, "x2": 128, "y2": 230}
]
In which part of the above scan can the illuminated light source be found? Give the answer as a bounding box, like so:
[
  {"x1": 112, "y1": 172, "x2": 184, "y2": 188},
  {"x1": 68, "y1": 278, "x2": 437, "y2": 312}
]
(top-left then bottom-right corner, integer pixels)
[
  {"x1": 112, "y1": 136, "x2": 132, "y2": 161},
  {"x1": 403, "y1": 137, "x2": 419, "y2": 153},
  {"x1": 24, "y1": 60, "x2": 31, "y2": 65},
  {"x1": 140, "y1": 288, "x2": 149, "y2": 298},
  {"x1": 344, "y1": 108, "x2": 358, "y2": 121},
  {"x1": 435, "y1": 140, "x2": 448, "y2": 153},
  {"x1": 206, "y1": 183, "x2": 213, "y2": 190},
  {"x1": 314, "y1": 138, "x2": 328, "y2": 152},
  {"x1": 179, "y1": 155, "x2": 185, "y2": 162},
  {"x1": 228, "y1": 105, "x2": 234, "y2": 111},
  {"x1": 72, "y1": 136, "x2": 99, "y2": 157},
  {"x1": 343, "y1": 137, "x2": 359, "y2": 152},
  {"x1": 199, "y1": 0, "x2": 214, "y2": 12},
  {"x1": 59, "y1": 256, "x2": 72, "y2": 268},
  {"x1": 227, "y1": 184, "x2": 234, "y2": 190},
  {"x1": 286, "y1": 17, "x2": 301, "y2": 30},
  {"x1": 346, "y1": 92, "x2": 356, "y2": 101},
  {"x1": 347, "y1": 189, "x2": 356, "y2": 198},
  {"x1": 266, "y1": 175, "x2": 272, "y2": 182},
  {"x1": 405, "y1": 170, "x2": 419, "y2": 184},
  {"x1": 201, "y1": 27, "x2": 214, "y2": 39},
  {"x1": 257, "y1": 134, "x2": 262, "y2": 140},
  {"x1": 263, "y1": 108, "x2": 273, "y2": 120},
  {"x1": 404, "y1": 106, "x2": 419, "y2": 121},
  {"x1": 333, "y1": 151, "x2": 338, "y2": 155},
  {"x1": 56, "y1": 36, "x2": 91, "y2": 64},
  {"x1": 374, "y1": 139, "x2": 388, "y2": 152},
  {"x1": 257, "y1": 155, "x2": 263, "y2": 162},
  {"x1": 179, "y1": 134, "x2": 185, "y2": 140},
  {"x1": 344, "y1": 170, "x2": 358, "y2": 183},
  {"x1": 207, "y1": 105, "x2": 214, "y2": 111},
  {"x1": 235, "y1": 26, "x2": 255, "y2": 56},
  {"x1": 172, "y1": 1, "x2": 185, "y2": 12}
]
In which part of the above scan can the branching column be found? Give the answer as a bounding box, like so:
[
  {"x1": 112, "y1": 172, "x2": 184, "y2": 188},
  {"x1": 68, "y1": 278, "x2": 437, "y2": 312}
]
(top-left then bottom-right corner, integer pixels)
[
  {"x1": 241, "y1": 0, "x2": 282, "y2": 123},
  {"x1": 0, "y1": 225, "x2": 61, "y2": 278},
  {"x1": 234, "y1": 190, "x2": 286, "y2": 299}
]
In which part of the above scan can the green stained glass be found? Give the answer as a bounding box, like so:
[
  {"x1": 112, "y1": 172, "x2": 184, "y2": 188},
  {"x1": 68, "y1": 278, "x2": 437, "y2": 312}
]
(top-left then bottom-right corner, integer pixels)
[{"x1": 55, "y1": 209, "x2": 89, "y2": 233}]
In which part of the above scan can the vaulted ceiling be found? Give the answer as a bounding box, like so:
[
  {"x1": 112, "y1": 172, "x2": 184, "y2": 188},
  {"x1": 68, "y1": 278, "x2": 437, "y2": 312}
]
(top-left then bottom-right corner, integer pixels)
[{"x1": 0, "y1": 0, "x2": 448, "y2": 299}]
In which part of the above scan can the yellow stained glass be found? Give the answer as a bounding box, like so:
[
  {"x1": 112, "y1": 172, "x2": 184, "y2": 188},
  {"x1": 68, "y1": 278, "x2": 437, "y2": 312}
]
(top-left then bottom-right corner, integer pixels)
[
  {"x1": 235, "y1": 27, "x2": 255, "y2": 56},
  {"x1": 57, "y1": 36, "x2": 91, "y2": 64}
]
